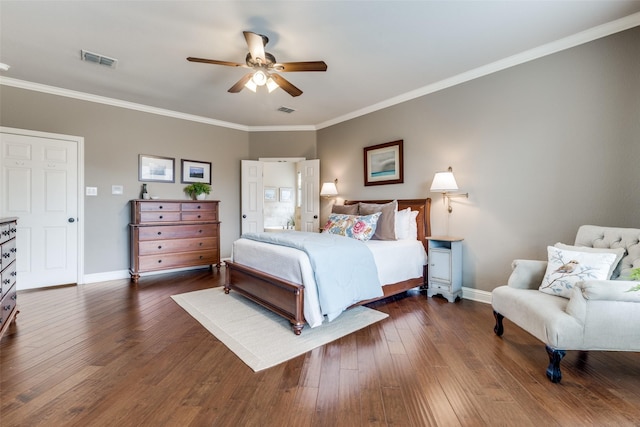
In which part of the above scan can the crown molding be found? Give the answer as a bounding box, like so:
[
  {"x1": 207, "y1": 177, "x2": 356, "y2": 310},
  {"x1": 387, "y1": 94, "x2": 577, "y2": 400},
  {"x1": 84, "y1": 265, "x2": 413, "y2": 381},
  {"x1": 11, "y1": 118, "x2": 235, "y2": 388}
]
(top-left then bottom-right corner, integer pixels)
[
  {"x1": 2, "y1": 12, "x2": 638, "y2": 133},
  {"x1": 316, "y1": 12, "x2": 640, "y2": 130}
]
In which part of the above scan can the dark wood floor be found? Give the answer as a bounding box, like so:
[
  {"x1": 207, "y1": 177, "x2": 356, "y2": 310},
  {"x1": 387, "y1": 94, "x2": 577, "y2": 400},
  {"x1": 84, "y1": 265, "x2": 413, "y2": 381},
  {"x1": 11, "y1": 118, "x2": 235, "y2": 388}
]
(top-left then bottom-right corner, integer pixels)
[{"x1": 2, "y1": 268, "x2": 640, "y2": 426}]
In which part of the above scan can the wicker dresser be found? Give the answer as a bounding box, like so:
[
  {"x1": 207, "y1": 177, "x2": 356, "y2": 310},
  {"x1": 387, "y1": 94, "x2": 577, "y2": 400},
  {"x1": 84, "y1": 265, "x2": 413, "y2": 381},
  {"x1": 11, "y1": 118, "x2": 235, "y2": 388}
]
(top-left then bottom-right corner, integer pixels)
[
  {"x1": 129, "y1": 200, "x2": 220, "y2": 283},
  {"x1": 1, "y1": 217, "x2": 18, "y2": 339}
]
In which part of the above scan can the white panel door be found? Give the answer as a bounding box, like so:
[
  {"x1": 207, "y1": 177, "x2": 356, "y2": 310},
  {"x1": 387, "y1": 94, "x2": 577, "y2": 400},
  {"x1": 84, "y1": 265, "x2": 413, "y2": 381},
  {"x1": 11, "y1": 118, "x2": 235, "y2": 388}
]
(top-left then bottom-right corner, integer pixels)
[
  {"x1": 297, "y1": 159, "x2": 320, "y2": 232},
  {"x1": 1, "y1": 131, "x2": 79, "y2": 289},
  {"x1": 241, "y1": 160, "x2": 263, "y2": 234}
]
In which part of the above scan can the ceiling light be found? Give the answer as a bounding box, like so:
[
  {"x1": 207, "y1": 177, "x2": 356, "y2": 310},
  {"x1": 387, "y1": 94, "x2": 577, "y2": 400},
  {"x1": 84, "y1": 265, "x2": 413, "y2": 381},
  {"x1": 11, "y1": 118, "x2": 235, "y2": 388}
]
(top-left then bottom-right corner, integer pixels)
[
  {"x1": 266, "y1": 77, "x2": 279, "y2": 93},
  {"x1": 244, "y1": 78, "x2": 257, "y2": 92},
  {"x1": 252, "y1": 70, "x2": 267, "y2": 86},
  {"x1": 0, "y1": 63, "x2": 10, "y2": 71}
]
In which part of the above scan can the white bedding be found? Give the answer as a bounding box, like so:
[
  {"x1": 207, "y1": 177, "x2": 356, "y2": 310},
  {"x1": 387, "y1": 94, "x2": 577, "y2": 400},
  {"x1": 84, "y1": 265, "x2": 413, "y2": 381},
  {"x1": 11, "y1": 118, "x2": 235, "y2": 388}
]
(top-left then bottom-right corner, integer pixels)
[{"x1": 231, "y1": 236, "x2": 427, "y2": 328}]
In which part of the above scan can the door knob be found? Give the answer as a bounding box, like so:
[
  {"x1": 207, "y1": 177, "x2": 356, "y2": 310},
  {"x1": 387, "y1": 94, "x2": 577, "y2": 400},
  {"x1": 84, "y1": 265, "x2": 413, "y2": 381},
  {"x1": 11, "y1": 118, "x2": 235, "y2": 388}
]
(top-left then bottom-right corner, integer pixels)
[
  {"x1": 313, "y1": 215, "x2": 318, "y2": 219},
  {"x1": 68, "y1": 218, "x2": 75, "y2": 223},
  {"x1": 242, "y1": 215, "x2": 247, "y2": 218}
]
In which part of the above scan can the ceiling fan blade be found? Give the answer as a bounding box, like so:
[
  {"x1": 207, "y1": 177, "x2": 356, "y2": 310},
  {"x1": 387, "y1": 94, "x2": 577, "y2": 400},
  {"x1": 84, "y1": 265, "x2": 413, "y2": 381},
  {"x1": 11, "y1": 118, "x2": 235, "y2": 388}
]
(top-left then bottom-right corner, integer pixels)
[
  {"x1": 243, "y1": 31, "x2": 267, "y2": 63},
  {"x1": 270, "y1": 74, "x2": 303, "y2": 97},
  {"x1": 187, "y1": 57, "x2": 246, "y2": 67},
  {"x1": 228, "y1": 73, "x2": 254, "y2": 93},
  {"x1": 275, "y1": 61, "x2": 328, "y2": 72}
]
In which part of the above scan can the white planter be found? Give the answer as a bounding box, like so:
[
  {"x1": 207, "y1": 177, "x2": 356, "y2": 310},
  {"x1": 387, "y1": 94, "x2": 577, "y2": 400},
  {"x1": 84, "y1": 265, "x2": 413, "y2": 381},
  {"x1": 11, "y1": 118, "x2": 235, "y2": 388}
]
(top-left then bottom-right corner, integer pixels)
[{"x1": 196, "y1": 193, "x2": 207, "y2": 200}]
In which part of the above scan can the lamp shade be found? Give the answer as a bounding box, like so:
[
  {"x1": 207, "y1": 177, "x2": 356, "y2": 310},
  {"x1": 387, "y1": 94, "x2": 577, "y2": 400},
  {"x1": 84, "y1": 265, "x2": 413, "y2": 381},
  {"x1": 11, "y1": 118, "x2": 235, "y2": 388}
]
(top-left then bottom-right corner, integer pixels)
[
  {"x1": 320, "y1": 182, "x2": 338, "y2": 197},
  {"x1": 430, "y1": 171, "x2": 458, "y2": 192}
]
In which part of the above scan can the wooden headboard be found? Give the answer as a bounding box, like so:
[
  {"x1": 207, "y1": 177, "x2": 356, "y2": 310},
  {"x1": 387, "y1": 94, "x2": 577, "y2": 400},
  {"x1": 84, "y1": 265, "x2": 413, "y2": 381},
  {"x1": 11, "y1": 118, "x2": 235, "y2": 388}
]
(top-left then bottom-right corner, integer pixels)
[{"x1": 343, "y1": 198, "x2": 431, "y2": 251}]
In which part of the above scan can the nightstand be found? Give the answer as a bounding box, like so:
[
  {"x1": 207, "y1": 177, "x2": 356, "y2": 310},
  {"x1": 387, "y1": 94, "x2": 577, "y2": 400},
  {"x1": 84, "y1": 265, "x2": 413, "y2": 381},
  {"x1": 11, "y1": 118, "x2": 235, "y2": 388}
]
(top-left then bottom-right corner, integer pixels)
[{"x1": 426, "y1": 236, "x2": 464, "y2": 303}]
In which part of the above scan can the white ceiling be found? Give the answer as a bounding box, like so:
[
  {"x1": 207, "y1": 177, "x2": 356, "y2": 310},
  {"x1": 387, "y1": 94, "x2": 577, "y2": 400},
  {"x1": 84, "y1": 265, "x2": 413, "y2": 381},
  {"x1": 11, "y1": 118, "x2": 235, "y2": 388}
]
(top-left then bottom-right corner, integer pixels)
[{"x1": 1, "y1": 1, "x2": 640, "y2": 130}]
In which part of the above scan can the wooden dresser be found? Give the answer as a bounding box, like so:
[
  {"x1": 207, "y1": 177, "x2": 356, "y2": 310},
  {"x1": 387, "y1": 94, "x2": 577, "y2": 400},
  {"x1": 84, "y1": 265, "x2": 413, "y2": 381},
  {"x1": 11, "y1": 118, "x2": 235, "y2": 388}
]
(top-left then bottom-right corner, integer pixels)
[
  {"x1": 1, "y1": 217, "x2": 18, "y2": 339},
  {"x1": 129, "y1": 200, "x2": 220, "y2": 283}
]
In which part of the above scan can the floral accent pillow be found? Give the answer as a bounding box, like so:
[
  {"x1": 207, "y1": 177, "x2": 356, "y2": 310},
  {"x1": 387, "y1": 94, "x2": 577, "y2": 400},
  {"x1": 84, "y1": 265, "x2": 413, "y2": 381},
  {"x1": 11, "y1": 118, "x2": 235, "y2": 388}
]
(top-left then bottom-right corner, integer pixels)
[
  {"x1": 539, "y1": 246, "x2": 618, "y2": 298},
  {"x1": 322, "y1": 212, "x2": 381, "y2": 241}
]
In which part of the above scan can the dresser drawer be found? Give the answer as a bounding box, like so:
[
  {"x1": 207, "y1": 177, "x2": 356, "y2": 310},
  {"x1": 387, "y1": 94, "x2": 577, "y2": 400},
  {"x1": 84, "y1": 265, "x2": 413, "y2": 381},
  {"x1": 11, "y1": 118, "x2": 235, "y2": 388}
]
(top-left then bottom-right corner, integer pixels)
[
  {"x1": 1, "y1": 239, "x2": 17, "y2": 267},
  {"x1": 138, "y1": 250, "x2": 217, "y2": 271},
  {"x1": 137, "y1": 224, "x2": 218, "y2": 240},
  {"x1": 181, "y1": 211, "x2": 217, "y2": 221},
  {"x1": 0, "y1": 223, "x2": 10, "y2": 245},
  {"x1": 138, "y1": 237, "x2": 217, "y2": 255},
  {"x1": 0, "y1": 284, "x2": 17, "y2": 326},
  {"x1": 139, "y1": 212, "x2": 181, "y2": 223},
  {"x1": 139, "y1": 202, "x2": 181, "y2": 212},
  {"x1": 1, "y1": 261, "x2": 16, "y2": 297}
]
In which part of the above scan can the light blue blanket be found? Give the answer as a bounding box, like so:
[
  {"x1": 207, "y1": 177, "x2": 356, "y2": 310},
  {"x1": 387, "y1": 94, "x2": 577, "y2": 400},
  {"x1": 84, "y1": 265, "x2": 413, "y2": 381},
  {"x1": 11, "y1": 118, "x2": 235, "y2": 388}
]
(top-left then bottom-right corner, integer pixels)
[{"x1": 241, "y1": 231, "x2": 383, "y2": 320}]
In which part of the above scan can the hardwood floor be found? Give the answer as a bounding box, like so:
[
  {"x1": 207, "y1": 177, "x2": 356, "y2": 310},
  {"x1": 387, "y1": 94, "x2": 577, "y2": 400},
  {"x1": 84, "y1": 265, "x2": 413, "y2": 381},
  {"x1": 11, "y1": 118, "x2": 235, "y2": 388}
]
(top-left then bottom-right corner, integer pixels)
[{"x1": 2, "y1": 268, "x2": 640, "y2": 426}]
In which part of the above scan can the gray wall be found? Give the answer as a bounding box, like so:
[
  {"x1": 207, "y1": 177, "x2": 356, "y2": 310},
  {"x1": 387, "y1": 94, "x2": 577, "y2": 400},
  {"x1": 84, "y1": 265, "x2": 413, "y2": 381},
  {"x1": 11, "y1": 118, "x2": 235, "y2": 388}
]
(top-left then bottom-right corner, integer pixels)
[
  {"x1": 318, "y1": 27, "x2": 640, "y2": 292},
  {"x1": 0, "y1": 86, "x2": 249, "y2": 273},
  {"x1": 1, "y1": 26, "x2": 638, "y2": 291}
]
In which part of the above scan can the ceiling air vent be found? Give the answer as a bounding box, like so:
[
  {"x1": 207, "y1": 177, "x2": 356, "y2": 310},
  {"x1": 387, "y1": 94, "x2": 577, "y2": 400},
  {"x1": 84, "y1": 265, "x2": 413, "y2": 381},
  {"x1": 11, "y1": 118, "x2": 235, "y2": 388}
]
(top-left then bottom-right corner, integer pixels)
[
  {"x1": 277, "y1": 106, "x2": 296, "y2": 114},
  {"x1": 81, "y1": 50, "x2": 118, "y2": 68}
]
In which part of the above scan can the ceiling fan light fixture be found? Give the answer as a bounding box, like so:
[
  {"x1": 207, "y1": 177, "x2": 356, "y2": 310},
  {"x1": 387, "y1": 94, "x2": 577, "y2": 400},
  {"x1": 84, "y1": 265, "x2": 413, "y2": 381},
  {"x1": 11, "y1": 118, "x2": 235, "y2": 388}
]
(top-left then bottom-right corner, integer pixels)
[
  {"x1": 266, "y1": 77, "x2": 279, "y2": 93},
  {"x1": 252, "y1": 70, "x2": 267, "y2": 86},
  {"x1": 244, "y1": 78, "x2": 257, "y2": 92}
]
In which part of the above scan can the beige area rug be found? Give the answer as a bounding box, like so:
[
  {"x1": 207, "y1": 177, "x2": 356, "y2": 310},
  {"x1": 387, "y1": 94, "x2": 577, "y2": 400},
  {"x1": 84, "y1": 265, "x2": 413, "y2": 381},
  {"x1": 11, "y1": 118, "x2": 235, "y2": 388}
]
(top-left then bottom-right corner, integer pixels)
[{"x1": 171, "y1": 287, "x2": 388, "y2": 372}]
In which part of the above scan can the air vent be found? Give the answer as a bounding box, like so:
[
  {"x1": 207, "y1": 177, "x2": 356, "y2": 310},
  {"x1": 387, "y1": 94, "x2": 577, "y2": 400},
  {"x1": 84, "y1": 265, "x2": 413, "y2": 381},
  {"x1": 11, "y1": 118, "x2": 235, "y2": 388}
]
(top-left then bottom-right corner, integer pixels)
[
  {"x1": 81, "y1": 50, "x2": 118, "y2": 68},
  {"x1": 277, "y1": 106, "x2": 296, "y2": 114}
]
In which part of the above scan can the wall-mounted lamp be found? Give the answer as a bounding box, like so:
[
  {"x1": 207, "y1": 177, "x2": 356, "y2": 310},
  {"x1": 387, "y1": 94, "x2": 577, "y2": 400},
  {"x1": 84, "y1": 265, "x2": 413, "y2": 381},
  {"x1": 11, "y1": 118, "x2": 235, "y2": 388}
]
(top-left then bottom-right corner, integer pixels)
[
  {"x1": 320, "y1": 179, "x2": 339, "y2": 198},
  {"x1": 430, "y1": 167, "x2": 468, "y2": 213}
]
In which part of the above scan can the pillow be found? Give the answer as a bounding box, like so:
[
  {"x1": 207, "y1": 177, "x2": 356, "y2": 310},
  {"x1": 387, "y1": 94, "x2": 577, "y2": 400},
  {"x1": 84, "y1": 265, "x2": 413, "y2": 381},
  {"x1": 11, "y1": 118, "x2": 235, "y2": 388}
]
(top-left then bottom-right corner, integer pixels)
[
  {"x1": 395, "y1": 208, "x2": 412, "y2": 240},
  {"x1": 358, "y1": 200, "x2": 398, "y2": 240},
  {"x1": 331, "y1": 204, "x2": 358, "y2": 215},
  {"x1": 322, "y1": 212, "x2": 381, "y2": 241},
  {"x1": 554, "y1": 243, "x2": 626, "y2": 279},
  {"x1": 539, "y1": 246, "x2": 618, "y2": 298},
  {"x1": 407, "y1": 210, "x2": 419, "y2": 240}
]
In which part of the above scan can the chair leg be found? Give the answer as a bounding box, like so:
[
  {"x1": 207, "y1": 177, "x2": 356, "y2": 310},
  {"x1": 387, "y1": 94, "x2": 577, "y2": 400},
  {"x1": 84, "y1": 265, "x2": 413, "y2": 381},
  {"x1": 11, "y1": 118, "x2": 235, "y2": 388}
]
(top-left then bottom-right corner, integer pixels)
[
  {"x1": 545, "y1": 346, "x2": 566, "y2": 383},
  {"x1": 493, "y1": 311, "x2": 504, "y2": 336}
]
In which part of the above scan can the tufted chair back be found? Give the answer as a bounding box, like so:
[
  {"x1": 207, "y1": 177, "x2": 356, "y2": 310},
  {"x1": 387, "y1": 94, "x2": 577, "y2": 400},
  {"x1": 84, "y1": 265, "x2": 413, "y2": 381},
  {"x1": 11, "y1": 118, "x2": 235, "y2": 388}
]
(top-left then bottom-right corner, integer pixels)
[{"x1": 574, "y1": 225, "x2": 640, "y2": 279}]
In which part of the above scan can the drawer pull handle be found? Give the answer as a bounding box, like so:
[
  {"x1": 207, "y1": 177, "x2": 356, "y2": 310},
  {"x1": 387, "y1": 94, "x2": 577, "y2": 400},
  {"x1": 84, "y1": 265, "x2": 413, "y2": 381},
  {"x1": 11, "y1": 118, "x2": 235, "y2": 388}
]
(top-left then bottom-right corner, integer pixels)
[
  {"x1": 197, "y1": 215, "x2": 201, "y2": 218},
  {"x1": 4, "y1": 305, "x2": 11, "y2": 311},
  {"x1": 157, "y1": 232, "x2": 162, "y2": 235},
  {"x1": 197, "y1": 205, "x2": 202, "y2": 209},
  {"x1": 10, "y1": 248, "x2": 16, "y2": 253},
  {"x1": 2, "y1": 279, "x2": 9, "y2": 284},
  {"x1": 157, "y1": 245, "x2": 162, "y2": 249},
  {"x1": 2, "y1": 253, "x2": 9, "y2": 258},
  {"x1": 199, "y1": 255, "x2": 203, "y2": 259},
  {"x1": 158, "y1": 260, "x2": 162, "y2": 263},
  {"x1": 199, "y1": 242, "x2": 203, "y2": 246},
  {"x1": 159, "y1": 205, "x2": 163, "y2": 209},
  {"x1": 199, "y1": 230, "x2": 203, "y2": 233},
  {"x1": 11, "y1": 295, "x2": 16, "y2": 300},
  {"x1": 159, "y1": 215, "x2": 163, "y2": 219},
  {"x1": 10, "y1": 272, "x2": 16, "y2": 277}
]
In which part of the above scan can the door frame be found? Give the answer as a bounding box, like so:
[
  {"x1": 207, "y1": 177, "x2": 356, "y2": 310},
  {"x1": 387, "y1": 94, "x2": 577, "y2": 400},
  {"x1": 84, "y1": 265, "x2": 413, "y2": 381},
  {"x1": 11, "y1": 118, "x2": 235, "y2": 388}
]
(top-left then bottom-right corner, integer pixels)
[{"x1": 1, "y1": 126, "x2": 85, "y2": 285}]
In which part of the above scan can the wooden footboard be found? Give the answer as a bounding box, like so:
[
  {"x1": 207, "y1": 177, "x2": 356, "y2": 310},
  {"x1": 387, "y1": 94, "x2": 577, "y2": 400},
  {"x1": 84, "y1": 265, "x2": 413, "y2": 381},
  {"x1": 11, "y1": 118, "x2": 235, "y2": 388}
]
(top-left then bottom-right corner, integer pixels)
[{"x1": 224, "y1": 261, "x2": 305, "y2": 335}]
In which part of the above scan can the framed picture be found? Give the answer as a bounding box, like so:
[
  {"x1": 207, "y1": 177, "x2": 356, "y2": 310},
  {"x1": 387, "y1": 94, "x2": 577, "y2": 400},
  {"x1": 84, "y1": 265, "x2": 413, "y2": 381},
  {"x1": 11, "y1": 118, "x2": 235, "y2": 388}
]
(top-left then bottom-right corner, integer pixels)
[
  {"x1": 279, "y1": 187, "x2": 293, "y2": 202},
  {"x1": 363, "y1": 140, "x2": 404, "y2": 186},
  {"x1": 181, "y1": 159, "x2": 212, "y2": 184},
  {"x1": 264, "y1": 187, "x2": 277, "y2": 202},
  {"x1": 139, "y1": 154, "x2": 175, "y2": 182}
]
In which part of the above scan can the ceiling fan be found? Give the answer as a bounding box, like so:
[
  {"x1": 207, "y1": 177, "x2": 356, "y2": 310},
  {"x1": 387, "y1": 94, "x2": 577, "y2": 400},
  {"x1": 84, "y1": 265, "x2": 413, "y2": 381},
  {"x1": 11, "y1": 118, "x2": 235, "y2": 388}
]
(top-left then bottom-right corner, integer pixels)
[{"x1": 187, "y1": 31, "x2": 327, "y2": 97}]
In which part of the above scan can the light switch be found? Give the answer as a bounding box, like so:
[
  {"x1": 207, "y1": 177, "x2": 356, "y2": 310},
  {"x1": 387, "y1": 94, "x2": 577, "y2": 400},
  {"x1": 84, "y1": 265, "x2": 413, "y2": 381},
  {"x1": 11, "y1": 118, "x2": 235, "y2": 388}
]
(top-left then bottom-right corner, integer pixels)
[
  {"x1": 86, "y1": 187, "x2": 98, "y2": 196},
  {"x1": 112, "y1": 185, "x2": 123, "y2": 195}
]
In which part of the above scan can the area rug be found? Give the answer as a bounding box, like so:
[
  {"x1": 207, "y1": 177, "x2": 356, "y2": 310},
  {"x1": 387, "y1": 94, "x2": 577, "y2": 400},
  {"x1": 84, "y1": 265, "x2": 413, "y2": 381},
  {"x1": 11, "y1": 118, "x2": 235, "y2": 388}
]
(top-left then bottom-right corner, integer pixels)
[{"x1": 171, "y1": 287, "x2": 388, "y2": 372}]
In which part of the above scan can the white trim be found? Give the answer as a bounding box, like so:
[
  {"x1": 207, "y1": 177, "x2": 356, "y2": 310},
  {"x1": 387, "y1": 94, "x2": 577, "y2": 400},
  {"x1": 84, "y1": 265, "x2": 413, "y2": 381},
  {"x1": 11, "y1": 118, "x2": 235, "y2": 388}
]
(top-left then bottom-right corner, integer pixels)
[
  {"x1": 0, "y1": 78, "x2": 250, "y2": 132},
  {"x1": 0, "y1": 126, "x2": 85, "y2": 286},
  {"x1": 315, "y1": 12, "x2": 640, "y2": 129},
  {"x1": 1, "y1": 13, "x2": 638, "y2": 133},
  {"x1": 462, "y1": 287, "x2": 492, "y2": 304},
  {"x1": 83, "y1": 265, "x2": 218, "y2": 284}
]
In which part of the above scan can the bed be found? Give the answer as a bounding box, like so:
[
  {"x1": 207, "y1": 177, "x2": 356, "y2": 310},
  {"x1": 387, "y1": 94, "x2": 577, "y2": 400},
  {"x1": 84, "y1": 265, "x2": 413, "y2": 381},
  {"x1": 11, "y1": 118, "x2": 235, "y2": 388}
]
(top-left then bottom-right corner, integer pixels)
[{"x1": 224, "y1": 198, "x2": 431, "y2": 334}]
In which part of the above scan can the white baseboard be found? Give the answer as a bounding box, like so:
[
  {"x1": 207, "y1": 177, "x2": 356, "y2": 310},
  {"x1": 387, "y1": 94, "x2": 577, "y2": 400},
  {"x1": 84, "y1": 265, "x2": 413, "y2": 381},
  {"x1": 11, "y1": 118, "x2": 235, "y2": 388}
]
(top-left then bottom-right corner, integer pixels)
[
  {"x1": 462, "y1": 287, "x2": 492, "y2": 304},
  {"x1": 82, "y1": 265, "x2": 220, "y2": 284}
]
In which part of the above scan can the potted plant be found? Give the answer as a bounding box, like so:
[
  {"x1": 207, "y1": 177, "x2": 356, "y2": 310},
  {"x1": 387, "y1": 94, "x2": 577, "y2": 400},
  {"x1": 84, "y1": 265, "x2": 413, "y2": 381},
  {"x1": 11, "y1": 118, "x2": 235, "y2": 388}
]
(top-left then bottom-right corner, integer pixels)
[{"x1": 184, "y1": 182, "x2": 211, "y2": 200}]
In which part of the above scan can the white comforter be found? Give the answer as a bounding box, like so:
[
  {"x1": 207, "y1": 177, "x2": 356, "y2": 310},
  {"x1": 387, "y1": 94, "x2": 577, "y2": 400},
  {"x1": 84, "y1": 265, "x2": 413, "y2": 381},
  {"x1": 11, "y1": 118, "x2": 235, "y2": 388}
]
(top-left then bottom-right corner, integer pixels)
[{"x1": 231, "y1": 237, "x2": 427, "y2": 328}]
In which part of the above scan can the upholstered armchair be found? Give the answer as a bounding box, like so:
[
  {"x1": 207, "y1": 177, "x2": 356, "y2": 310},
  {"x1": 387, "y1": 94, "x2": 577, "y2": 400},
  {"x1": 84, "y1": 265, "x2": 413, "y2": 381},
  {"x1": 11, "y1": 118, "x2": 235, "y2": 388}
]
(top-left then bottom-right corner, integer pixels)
[{"x1": 491, "y1": 225, "x2": 640, "y2": 383}]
